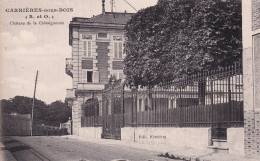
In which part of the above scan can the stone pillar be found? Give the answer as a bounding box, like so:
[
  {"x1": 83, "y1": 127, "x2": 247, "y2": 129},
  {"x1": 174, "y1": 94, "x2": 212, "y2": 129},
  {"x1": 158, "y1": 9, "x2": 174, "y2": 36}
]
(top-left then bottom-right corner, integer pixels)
[
  {"x1": 242, "y1": 0, "x2": 260, "y2": 158},
  {"x1": 132, "y1": 87, "x2": 138, "y2": 127},
  {"x1": 72, "y1": 97, "x2": 84, "y2": 135},
  {"x1": 72, "y1": 99, "x2": 79, "y2": 135}
]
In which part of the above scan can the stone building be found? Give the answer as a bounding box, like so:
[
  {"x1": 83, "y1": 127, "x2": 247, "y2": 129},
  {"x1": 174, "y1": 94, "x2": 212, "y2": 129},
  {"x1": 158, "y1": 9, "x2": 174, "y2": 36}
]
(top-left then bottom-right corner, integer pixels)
[
  {"x1": 242, "y1": 0, "x2": 260, "y2": 158},
  {"x1": 64, "y1": 0, "x2": 260, "y2": 158},
  {"x1": 66, "y1": 10, "x2": 134, "y2": 135}
]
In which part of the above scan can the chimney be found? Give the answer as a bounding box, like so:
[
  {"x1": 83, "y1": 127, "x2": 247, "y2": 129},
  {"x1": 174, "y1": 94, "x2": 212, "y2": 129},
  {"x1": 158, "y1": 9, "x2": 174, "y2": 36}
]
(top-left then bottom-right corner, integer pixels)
[{"x1": 102, "y1": 0, "x2": 105, "y2": 14}]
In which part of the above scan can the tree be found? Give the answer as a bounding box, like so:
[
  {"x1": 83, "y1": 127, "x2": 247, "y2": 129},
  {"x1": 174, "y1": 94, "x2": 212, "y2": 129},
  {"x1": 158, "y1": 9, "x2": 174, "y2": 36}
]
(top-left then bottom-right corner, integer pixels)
[
  {"x1": 46, "y1": 100, "x2": 72, "y2": 126},
  {"x1": 124, "y1": 0, "x2": 242, "y2": 87},
  {"x1": 0, "y1": 96, "x2": 71, "y2": 127},
  {"x1": 0, "y1": 99, "x2": 13, "y2": 114}
]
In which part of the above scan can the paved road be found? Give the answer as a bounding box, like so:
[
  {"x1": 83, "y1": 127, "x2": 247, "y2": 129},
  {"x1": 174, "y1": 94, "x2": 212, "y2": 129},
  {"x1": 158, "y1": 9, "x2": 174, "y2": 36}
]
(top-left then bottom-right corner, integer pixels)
[{"x1": 2, "y1": 136, "x2": 179, "y2": 161}]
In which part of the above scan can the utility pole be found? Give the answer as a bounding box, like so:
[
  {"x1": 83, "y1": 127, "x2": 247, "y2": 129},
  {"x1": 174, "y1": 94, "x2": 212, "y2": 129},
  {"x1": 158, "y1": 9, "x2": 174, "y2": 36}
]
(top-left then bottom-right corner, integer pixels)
[{"x1": 31, "y1": 70, "x2": 38, "y2": 136}]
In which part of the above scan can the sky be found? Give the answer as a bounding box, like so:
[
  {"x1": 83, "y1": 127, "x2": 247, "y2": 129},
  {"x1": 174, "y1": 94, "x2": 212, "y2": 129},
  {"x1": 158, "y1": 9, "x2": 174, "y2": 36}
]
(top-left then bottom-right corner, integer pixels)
[{"x1": 1, "y1": 0, "x2": 158, "y2": 104}]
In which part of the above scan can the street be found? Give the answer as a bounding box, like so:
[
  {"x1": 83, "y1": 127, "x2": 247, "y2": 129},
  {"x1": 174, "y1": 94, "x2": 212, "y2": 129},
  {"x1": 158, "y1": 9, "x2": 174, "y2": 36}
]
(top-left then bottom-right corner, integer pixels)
[{"x1": 2, "y1": 136, "x2": 179, "y2": 161}]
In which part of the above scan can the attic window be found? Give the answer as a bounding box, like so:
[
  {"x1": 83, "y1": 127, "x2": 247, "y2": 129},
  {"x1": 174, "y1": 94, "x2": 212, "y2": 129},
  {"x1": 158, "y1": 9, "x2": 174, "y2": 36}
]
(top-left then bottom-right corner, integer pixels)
[{"x1": 97, "y1": 33, "x2": 108, "y2": 39}]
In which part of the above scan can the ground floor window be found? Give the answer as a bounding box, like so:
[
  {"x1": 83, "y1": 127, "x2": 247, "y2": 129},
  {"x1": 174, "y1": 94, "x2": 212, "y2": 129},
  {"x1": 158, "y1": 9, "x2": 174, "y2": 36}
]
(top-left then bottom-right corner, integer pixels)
[
  {"x1": 87, "y1": 71, "x2": 93, "y2": 82},
  {"x1": 82, "y1": 71, "x2": 93, "y2": 83}
]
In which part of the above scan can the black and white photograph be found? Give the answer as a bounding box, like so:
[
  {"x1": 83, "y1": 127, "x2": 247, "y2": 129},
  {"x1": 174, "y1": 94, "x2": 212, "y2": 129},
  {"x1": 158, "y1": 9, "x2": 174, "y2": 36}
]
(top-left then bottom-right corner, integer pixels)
[{"x1": 0, "y1": 0, "x2": 260, "y2": 160}]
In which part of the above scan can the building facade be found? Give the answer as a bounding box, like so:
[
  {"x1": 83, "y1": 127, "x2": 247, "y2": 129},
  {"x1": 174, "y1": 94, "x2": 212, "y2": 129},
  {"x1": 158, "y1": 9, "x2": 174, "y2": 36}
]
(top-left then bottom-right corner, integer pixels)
[
  {"x1": 242, "y1": 0, "x2": 260, "y2": 158},
  {"x1": 66, "y1": 12, "x2": 133, "y2": 135}
]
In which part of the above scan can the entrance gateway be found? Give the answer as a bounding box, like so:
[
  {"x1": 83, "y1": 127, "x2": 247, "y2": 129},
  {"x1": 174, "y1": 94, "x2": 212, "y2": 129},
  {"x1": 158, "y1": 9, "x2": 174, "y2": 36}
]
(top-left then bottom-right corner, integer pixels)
[
  {"x1": 100, "y1": 63, "x2": 244, "y2": 141},
  {"x1": 101, "y1": 79, "x2": 124, "y2": 140}
]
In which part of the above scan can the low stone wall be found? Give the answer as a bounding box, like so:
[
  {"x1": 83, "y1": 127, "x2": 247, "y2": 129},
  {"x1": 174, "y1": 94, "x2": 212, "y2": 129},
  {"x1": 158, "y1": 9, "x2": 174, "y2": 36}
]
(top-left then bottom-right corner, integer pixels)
[
  {"x1": 121, "y1": 127, "x2": 210, "y2": 150},
  {"x1": 227, "y1": 128, "x2": 245, "y2": 156},
  {"x1": 2, "y1": 115, "x2": 32, "y2": 136},
  {"x1": 78, "y1": 127, "x2": 102, "y2": 139}
]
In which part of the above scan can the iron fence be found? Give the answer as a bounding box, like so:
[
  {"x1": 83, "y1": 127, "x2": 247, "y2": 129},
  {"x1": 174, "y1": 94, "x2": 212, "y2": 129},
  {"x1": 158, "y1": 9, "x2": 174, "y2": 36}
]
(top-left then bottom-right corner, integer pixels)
[
  {"x1": 81, "y1": 116, "x2": 102, "y2": 127},
  {"x1": 82, "y1": 62, "x2": 243, "y2": 129},
  {"x1": 134, "y1": 61, "x2": 243, "y2": 127},
  {"x1": 81, "y1": 98, "x2": 102, "y2": 127}
]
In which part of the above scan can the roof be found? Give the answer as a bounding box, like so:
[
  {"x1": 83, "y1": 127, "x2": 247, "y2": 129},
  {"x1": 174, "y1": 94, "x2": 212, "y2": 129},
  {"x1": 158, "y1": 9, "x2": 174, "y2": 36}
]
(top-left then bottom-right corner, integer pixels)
[
  {"x1": 69, "y1": 12, "x2": 135, "y2": 45},
  {"x1": 71, "y1": 12, "x2": 134, "y2": 25}
]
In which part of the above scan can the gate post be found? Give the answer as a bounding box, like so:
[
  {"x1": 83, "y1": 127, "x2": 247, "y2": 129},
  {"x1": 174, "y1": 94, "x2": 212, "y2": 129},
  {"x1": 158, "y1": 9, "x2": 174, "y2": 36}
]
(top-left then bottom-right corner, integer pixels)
[
  {"x1": 210, "y1": 79, "x2": 214, "y2": 146},
  {"x1": 111, "y1": 83, "x2": 115, "y2": 138},
  {"x1": 122, "y1": 84, "x2": 125, "y2": 127},
  {"x1": 132, "y1": 86, "x2": 138, "y2": 127}
]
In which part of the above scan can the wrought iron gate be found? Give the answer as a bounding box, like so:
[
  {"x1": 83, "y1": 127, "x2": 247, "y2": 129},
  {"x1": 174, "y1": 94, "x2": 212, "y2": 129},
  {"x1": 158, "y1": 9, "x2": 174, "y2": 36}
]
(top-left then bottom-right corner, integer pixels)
[{"x1": 101, "y1": 79, "x2": 123, "y2": 140}]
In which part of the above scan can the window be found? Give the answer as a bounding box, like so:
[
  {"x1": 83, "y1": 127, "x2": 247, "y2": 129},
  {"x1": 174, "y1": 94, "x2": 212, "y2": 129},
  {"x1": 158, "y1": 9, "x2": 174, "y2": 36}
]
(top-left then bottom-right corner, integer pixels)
[
  {"x1": 87, "y1": 71, "x2": 93, "y2": 82},
  {"x1": 82, "y1": 71, "x2": 93, "y2": 83},
  {"x1": 97, "y1": 33, "x2": 108, "y2": 39},
  {"x1": 114, "y1": 42, "x2": 123, "y2": 59},
  {"x1": 112, "y1": 72, "x2": 124, "y2": 80},
  {"x1": 83, "y1": 40, "x2": 92, "y2": 58}
]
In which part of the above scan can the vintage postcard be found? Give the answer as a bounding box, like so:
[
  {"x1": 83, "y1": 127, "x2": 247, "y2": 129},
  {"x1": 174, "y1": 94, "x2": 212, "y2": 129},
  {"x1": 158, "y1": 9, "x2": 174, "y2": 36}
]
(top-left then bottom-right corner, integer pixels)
[{"x1": 1, "y1": 0, "x2": 259, "y2": 161}]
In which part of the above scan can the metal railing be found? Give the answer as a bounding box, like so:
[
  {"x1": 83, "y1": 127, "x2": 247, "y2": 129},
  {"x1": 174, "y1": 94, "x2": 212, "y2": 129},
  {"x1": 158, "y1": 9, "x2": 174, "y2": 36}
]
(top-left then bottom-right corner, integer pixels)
[
  {"x1": 81, "y1": 98, "x2": 102, "y2": 127},
  {"x1": 66, "y1": 58, "x2": 73, "y2": 68},
  {"x1": 66, "y1": 58, "x2": 73, "y2": 77},
  {"x1": 133, "y1": 61, "x2": 243, "y2": 127},
  {"x1": 83, "y1": 62, "x2": 243, "y2": 128}
]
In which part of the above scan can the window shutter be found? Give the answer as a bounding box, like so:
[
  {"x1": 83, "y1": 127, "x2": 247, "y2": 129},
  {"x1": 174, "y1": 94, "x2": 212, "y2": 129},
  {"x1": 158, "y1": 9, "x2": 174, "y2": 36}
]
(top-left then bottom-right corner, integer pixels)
[
  {"x1": 114, "y1": 42, "x2": 118, "y2": 58},
  {"x1": 83, "y1": 41, "x2": 87, "y2": 57},
  {"x1": 93, "y1": 71, "x2": 99, "y2": 83},
  {"x1": 82, "y1": 71, "x2": 87, "y2": 82},
  {"x1": 119, "y1": 42, "x2": 123, "y2": 58},
  {"x1": 88, "y1": 41, "x2": 91, "y2": 57}
]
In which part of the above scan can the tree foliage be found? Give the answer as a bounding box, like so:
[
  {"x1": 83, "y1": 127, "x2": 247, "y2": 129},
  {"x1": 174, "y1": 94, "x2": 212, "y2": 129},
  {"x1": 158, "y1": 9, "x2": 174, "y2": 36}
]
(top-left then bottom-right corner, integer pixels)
[
  {"x1": 46, "y1": 100, "x2": 72, "y2": 126},
  {"x1": 0, "y1": 96, "x2": 72, "y2": 126},
  {"x1": 124, "y1": 0, "x2": 242, "y2": 87}
]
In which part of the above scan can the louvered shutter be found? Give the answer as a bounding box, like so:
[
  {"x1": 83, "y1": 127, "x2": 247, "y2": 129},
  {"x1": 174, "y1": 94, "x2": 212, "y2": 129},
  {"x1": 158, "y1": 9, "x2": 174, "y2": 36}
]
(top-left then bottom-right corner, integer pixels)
[
  {"x1": 119, "y1": 42, "x2": 123, "y2": 58},
  {"x1": 114, "y1": 42, "x2": 118, "y2": 58},
  {"x1": 83, "y1": 41, "x2": 87, "y2": 57},
  {"x1": 88, "y1": 41, "x2": 92, "y2": 57},
  {"x1": 93, "y1": 71, "x2": 99, "y2": 83},
  {"x1": 82, "y1": 71, "x2": 87, "y2": 82}
]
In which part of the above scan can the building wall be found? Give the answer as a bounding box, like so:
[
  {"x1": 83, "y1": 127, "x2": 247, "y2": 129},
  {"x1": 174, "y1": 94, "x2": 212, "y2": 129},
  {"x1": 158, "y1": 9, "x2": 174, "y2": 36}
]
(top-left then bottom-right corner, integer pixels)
[
  {"x1": 70, "y1": 23, "x2": 126, "y2": 135},
  {"x1": 71, "y1": 27, "x2": 125, "y2": 88},
  {"x1": 242, "y1": 0, "x2": 260, "y2": 158},
  {"x1": 96, "y1": 41, "x2": 109, "y2": 83},
  {"x1": 78, "y1": 127, "x2": 102, "y2": 139},
  {"x1": 121, "y1": 127, "x2": 210, "y2": 150}
]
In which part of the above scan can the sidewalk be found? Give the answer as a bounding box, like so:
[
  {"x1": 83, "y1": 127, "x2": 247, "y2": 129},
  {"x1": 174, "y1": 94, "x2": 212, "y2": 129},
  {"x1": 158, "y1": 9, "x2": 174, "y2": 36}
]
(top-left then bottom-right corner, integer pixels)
[
  {"x1": 1, "y1": 141, "x2": 17, "y2": 161},
  {"x1": 60, "y1": 135, "x2": 259, "y2": 161}
]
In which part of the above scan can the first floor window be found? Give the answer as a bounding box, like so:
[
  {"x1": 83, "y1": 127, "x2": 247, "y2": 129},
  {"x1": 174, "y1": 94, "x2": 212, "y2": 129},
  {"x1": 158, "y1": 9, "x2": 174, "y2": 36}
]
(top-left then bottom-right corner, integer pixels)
[
  {"x1": 114, "y1": 42, "x2": 123, "y2": 59},
  {"x1": 82, "y1": 71, "x2": 93, "y2": 83},
  {"x1": 83, "y1": 40, "x2": 92, "y2": 58}
]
